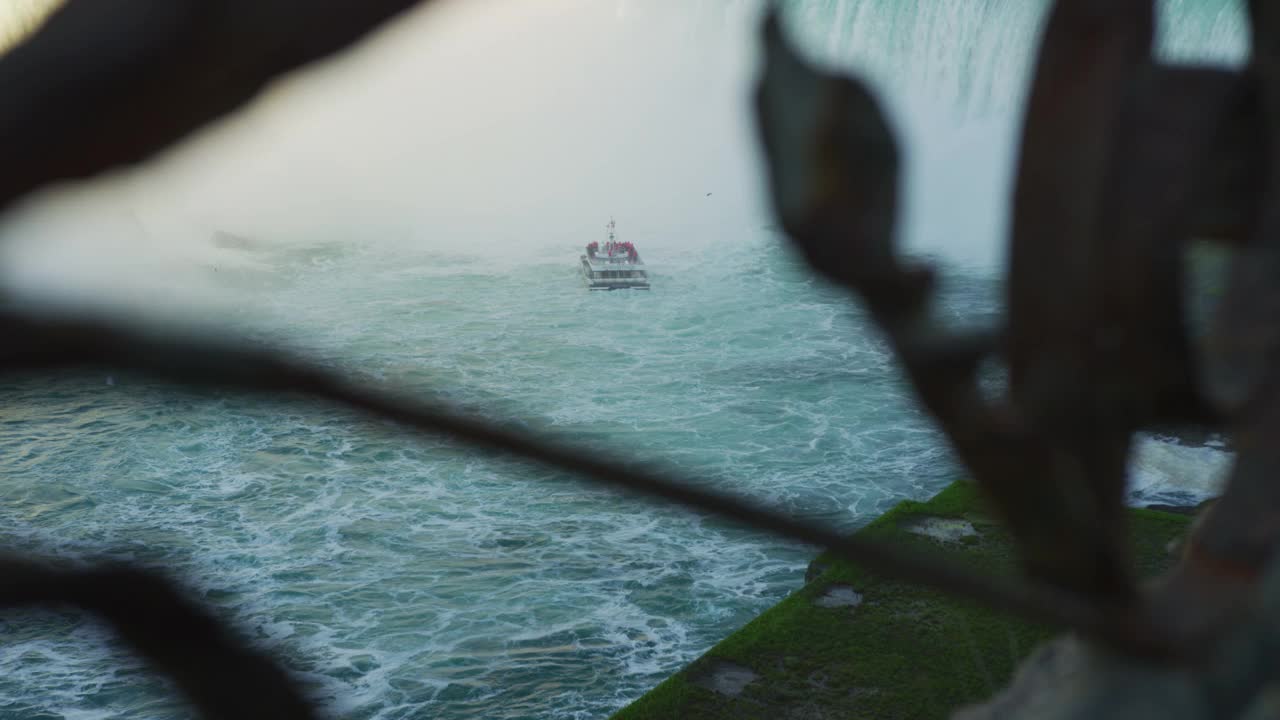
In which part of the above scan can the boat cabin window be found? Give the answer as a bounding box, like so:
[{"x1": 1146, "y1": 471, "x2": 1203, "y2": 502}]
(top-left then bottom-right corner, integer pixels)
[{"x1": 590, "y1": 270, "x2": 644, "y2": 280}]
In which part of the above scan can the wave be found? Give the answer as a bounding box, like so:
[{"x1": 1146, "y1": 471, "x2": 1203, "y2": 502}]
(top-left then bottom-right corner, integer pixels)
[{"x1": 1129, "y1": 433, "x2": 1232, "y2": 507}]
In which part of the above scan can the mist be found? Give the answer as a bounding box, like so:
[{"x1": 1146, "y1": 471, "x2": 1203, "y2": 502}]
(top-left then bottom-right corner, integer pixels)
[{"x1": 0, "y1": 0, "x2": 1249, "y2": 318}]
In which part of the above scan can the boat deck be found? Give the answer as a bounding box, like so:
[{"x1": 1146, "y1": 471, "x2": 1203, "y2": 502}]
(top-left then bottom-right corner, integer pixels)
[
  {"x1": 581, "y1": 254, "x2": 650, "y2": 290},
  {"x1": 583, "y1": 220, "x2": 650, "y2": 290}
]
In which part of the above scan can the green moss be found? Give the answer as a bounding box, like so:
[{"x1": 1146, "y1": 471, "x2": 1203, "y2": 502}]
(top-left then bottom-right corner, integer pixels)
[{"x1": 611, "y1": 480, "x2": 1192, "y2": 720}]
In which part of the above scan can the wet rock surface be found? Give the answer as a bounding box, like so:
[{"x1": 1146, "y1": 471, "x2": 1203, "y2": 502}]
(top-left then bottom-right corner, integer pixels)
[
  {"x1": 814, "y1": 584, "x2": 863, "y2": 609},
  {"x1": 691, "y1": 660, "x2": 760, "y2": 697},
  {"x1": 899, "y1": 515, "x2": 979, "y2": 543}
]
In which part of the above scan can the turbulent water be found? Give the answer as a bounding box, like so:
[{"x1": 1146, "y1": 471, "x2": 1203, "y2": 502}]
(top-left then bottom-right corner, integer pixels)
[{"x1": 0, "y1": 1, "x2": 1245, "y2": 719}]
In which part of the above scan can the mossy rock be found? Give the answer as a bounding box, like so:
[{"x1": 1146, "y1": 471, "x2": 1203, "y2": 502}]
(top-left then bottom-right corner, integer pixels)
[{"x1": 611, "y1": 481, "x2": 1192, "y2": 720}]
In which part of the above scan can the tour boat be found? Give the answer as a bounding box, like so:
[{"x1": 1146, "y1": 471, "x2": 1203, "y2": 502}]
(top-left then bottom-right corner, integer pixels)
[{"x1": 581, "y1": 219, "x2": 650, "y2": 290}]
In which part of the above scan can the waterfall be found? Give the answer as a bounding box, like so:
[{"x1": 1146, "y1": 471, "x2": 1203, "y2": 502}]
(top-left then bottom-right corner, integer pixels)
[
  {"x1": 778, "y1": 0, "x2": 1248, "y2": 116},
  {"x1": 752, "y1": 0, "x2": 1251, "y2": 268}
]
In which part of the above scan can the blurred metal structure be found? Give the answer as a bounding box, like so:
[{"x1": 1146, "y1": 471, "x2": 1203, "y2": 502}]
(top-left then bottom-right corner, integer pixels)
[
  {"x1": 2, "y1": 0, "x2": 1279, "y2": 717},
  {"x1": 756, "y1": 0, "x2": 1280, "y2": 715}
]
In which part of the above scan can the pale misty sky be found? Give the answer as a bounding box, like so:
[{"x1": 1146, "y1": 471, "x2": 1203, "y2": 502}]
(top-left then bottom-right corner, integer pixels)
[
  {"x1": 0, "y1": 0, "x2": 1016, "y2": 317},
  {"x1": 1, "y1": 1, "x2": 779, "y2": 309},
  {"x1": 0, "y1": 0, "x2": 60, "y2": 51}
]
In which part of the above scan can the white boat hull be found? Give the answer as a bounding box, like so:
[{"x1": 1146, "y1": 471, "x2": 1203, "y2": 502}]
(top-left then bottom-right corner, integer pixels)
[{"x1": 581, "y1": 255, "x2": 650, "y2": 290}]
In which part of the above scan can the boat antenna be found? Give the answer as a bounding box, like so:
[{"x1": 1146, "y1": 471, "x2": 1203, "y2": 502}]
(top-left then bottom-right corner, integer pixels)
[{"x1": 607, "y1": 217, "x2": 616, "y2": 243}]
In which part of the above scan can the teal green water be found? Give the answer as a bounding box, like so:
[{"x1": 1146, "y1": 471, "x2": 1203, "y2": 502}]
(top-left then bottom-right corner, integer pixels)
[
  {"x1": 0, "y1": 0, "x2": 1244, "y2": 718},
  {"x1": 1, "y1": 232, "x2": 997, "y2": 719}
]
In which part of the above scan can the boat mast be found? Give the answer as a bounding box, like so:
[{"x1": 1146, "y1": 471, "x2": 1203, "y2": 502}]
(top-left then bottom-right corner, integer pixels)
[{"x1": 607, "y1": 217, "x2": 616, "y2": 244}]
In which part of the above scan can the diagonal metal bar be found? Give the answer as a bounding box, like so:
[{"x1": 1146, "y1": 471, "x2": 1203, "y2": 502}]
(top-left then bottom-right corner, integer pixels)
[
  {"x1": 0, "y1": 556, "x2": 317, "y2": 720},
  {"x1": 0, "y1": 308, "x2": 1182, "y2": 659}
]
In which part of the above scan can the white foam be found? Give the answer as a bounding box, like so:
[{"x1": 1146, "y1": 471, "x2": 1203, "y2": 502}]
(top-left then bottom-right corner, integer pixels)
[{"x1": 1128, "y1": 434, "x2": 1233, "y2": 506}]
